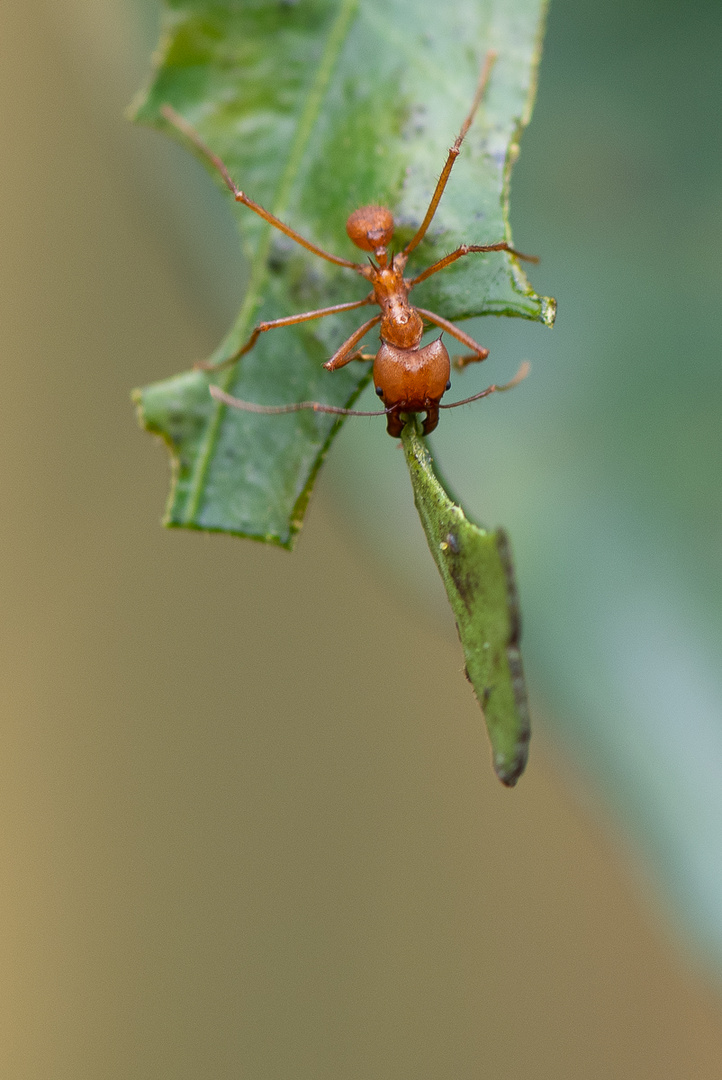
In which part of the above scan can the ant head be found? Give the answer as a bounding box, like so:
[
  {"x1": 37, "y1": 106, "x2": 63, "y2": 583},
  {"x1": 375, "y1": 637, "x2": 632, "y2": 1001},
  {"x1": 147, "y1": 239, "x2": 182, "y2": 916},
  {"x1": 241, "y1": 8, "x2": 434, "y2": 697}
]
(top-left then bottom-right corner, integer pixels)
[{"x1": 346, "y1": 205, "x2": 394, "y2": 253}]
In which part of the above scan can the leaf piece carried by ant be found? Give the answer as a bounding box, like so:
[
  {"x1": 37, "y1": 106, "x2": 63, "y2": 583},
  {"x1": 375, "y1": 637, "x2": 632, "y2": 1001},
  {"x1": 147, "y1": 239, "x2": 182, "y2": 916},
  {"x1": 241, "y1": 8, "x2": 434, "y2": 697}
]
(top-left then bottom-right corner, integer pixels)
[
  {"x1": 131, "y1": 0, "x2": 552, "y2": 545},
  {"x1": 400, "y1": 418, "x2": 530, "y2": 785}
]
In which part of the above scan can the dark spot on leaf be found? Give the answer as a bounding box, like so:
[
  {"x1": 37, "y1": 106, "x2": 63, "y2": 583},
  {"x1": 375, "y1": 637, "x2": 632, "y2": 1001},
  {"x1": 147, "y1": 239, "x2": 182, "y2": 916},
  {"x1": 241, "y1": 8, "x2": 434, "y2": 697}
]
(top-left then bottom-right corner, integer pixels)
[
  {"x1": 446, "y1": 555, "x2": 481, "y2": 617},
  {"x1": 495, "y1": 725, "x2": 531, "y2": 787},
  {"x1": 507, "y1": 646, "x2": 531, "y2": 731},
  {"x1": 445, "y1": 531, "x2": 459, "y2": 553},
  {"x1": 495, "y1": 528, "x2": 522, "y2": 645}
]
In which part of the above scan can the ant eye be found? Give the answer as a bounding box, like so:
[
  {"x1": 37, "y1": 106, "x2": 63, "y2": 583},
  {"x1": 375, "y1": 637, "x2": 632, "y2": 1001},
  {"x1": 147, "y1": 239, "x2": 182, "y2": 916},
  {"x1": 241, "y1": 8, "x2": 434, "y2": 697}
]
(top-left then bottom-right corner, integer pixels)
[
  {"x1": 375, "y1": 386, "x2": 383, "y2": 397},
  {"x1": 446, "y1": 380, "x2": 451, "y2": 391}
]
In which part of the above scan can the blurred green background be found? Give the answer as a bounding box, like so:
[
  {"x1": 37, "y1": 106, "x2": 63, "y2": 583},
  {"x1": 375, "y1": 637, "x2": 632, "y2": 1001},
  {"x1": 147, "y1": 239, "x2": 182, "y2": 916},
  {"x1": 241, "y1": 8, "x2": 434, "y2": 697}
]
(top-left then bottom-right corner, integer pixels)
[
  {"x1": 329, "y1": 0, "x2": 722, "y2": 975},
  {"x1": 1, "y1": 1, "x2": 722, "y2": 1077}
]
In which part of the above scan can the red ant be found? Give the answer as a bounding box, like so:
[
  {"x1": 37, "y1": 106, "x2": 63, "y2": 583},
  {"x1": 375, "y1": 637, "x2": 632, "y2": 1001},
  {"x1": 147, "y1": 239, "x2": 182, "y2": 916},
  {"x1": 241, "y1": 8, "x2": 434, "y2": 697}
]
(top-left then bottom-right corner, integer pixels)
[{"x1": 161, "y1": 51, "x2": 538, "y2": 437}]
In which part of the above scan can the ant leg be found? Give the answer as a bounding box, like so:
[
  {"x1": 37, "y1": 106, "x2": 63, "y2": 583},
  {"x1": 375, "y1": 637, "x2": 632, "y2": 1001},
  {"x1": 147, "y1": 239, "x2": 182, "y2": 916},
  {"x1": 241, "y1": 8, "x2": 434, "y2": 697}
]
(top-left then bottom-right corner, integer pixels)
[
  {"x1": 196, "y1": 296, "x2": 373, "y2": 371},
  {"x1": 332, "y1": 350, "x2": 376, "y2": 364},
  {"x1": 415, "y1": 308, "x2": 489, "y2": 369},
  {"x1": 402, "y1": 51, "x2": 497, "y2": 257},
  {"x1": 408, "y1": 242, "x2": 539, "y2": 288},
  {"x1": 162, "y1": 106, "x2": 362, "y2": 272},
  {"x1": 324, "y1": 315, "x2": 381, "y2": 371}
]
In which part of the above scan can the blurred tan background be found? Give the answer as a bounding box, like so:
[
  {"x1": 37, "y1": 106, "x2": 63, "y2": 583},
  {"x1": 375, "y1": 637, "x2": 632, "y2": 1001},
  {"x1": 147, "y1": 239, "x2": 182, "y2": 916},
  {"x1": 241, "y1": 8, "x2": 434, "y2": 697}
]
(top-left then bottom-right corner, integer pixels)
[{"x1": 1, "y1": 2, "x2": 722, "y2": 1077}]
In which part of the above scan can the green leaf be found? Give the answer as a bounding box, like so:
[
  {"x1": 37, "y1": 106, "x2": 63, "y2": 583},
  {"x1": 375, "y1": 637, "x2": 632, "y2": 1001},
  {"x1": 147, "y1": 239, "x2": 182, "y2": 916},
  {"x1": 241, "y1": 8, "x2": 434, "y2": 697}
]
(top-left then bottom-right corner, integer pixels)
[
  {"x1": 401, "y1": 419, "x2": 530, "y2": 785},
  {"x1": 131, "y1": 0, "x2": 553, "y2": 546}
]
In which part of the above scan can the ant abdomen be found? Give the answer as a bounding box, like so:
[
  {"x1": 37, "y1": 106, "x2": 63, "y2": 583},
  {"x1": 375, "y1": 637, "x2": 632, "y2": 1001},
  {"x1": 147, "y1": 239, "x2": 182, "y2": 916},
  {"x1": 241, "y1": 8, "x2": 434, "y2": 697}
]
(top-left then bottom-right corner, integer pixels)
[{"x1": 345, "y1": 205, "x2": 394, "y2": 252}]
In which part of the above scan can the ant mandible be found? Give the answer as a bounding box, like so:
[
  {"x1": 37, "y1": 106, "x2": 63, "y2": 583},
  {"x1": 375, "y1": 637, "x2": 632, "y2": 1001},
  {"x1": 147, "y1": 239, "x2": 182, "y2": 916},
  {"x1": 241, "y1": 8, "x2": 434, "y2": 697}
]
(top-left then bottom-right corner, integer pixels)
[{"x1": 161, "y1": 51, "x2": 538, "y2": 437}]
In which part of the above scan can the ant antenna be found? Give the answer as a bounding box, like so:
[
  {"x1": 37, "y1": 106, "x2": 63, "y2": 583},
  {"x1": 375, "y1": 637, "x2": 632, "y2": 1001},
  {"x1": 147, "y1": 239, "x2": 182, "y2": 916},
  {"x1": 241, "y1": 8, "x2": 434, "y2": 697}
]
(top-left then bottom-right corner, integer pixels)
[
  {"x1": 439, "y1": 361, "x2": 529, "y2": 407},
  {"x1": 208, "y1": 388, "x2": 388, "y2": 418},
  {"x1": 209, "y1": 362, "x2": 529, "y2": 418}
]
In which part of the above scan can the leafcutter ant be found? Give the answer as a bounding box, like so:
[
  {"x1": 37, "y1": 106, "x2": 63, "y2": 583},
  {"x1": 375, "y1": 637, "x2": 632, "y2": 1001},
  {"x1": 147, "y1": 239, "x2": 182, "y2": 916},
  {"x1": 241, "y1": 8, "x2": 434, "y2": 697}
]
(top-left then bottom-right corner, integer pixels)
[{"x1": 161, "y1": 51, "x2": 538, "y2": 437}]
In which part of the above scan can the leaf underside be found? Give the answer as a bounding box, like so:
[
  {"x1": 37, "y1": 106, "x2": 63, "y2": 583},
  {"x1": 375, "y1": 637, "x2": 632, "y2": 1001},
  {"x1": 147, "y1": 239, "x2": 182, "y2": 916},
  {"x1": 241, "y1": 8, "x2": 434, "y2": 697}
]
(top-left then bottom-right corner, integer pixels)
[{"x1": 132, "y1": 0, "x2": 553, "y2": 547}]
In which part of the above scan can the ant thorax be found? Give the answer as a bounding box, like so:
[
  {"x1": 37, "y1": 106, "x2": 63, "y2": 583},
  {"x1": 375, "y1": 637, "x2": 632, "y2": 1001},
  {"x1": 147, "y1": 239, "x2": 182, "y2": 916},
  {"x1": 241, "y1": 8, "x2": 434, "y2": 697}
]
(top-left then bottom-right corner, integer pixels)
[{"x1": 366, "y1": 258, "x2": 424, "y2": 350}]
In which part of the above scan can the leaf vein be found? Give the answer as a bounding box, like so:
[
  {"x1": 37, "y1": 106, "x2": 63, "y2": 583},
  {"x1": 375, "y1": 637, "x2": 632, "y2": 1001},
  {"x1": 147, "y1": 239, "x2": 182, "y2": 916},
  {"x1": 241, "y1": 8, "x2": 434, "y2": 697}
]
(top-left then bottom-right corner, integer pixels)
[{"x1": 181, "y1": 0, "x2": 360, "y2": 523}]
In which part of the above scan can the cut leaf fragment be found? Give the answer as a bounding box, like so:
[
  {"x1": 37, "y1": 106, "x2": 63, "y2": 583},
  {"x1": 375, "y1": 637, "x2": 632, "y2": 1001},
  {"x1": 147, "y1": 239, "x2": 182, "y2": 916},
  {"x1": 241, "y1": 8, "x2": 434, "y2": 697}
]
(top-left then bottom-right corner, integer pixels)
[{"x1": 132, "y1": 0, "x2": 553, "y2": 545}]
